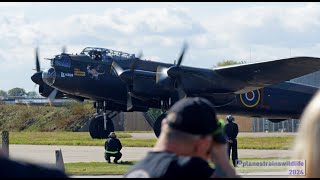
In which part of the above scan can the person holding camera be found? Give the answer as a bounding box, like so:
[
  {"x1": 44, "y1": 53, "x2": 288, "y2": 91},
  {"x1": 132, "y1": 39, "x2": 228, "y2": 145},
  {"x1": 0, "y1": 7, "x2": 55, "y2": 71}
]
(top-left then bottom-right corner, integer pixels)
[{"x1": 124, "y1": 97, "x2": 239, "y2": 178}]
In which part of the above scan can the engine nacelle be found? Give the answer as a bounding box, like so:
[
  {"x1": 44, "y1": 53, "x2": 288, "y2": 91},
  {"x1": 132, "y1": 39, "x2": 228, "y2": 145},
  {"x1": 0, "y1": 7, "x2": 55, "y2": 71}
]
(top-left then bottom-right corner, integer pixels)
[{"x1": 95, "y1": 101, "x2": 149, "y2": 112}]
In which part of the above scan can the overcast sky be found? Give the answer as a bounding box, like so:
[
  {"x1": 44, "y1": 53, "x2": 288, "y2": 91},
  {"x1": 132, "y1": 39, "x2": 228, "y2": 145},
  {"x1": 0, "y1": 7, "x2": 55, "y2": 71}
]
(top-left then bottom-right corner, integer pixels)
[{"x1": 1, "y1": 2, "x2": 320, "y2": 92}]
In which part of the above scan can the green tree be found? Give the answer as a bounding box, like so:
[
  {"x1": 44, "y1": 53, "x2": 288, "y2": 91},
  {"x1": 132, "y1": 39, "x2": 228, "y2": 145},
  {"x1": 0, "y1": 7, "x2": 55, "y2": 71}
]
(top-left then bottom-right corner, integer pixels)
[
  {"x1": 216, "y1": 60, "x2": 245, "y2": 67},
  {"x1": 27, "y1": 91, "x2": 38, "y2": 98},
  {"x1": 8, "y1": 87, "x2": 26, "y2": 97},
  {"x1": 0, "y1": 90, "x2": 7, "y2": 98}
]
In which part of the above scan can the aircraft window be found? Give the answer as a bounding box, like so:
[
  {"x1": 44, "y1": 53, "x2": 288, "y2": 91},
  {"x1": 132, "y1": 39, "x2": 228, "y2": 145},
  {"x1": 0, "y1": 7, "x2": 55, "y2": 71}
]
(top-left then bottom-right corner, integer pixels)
[
  {"x1": 54, "y1": 55, "x2": 71, "y2": 68},
  {"x1": 80, "y1": 47, "x2": 135, "y2": 62}
]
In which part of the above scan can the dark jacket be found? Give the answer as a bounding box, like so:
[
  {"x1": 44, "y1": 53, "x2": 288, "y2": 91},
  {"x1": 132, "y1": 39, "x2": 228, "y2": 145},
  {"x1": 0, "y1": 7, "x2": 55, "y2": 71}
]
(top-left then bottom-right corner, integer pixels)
[
  {"x1": 105, "y1": 137, "x2": 122, "y2": 152},
  {"x1": 0, "y1": 156, "x2": 68, "y2": 178},
  {"x1": 224, "y1": 122, "x2": 239, "y2": 140},
  {"x1": 124, "y1": 151, "x2": 215, "y2": 178}
]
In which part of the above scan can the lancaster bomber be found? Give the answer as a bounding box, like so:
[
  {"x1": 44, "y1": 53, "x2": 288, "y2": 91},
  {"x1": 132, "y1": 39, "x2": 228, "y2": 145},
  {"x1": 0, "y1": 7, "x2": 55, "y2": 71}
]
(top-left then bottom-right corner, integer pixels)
[{"x1": 31, "y1": 44, "x2": 320, "y2": 138}]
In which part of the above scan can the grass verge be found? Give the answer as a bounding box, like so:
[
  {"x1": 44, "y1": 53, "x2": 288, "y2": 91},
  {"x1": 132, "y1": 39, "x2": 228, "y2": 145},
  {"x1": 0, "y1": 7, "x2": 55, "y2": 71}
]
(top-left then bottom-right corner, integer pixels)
[
  {"x1": 65, "y1": 157, "x2": 292, "y2": 175},
  {"x1": 65, "y1": 161, "x2": 136, "y2": 175},
  {"x1": 9, "y1": 132, "x2": 131, "y2": 146},
  {"x1": 237, "y1": 136, "x2": 295, "y2": 150},
  {"x1": 8, "y1": 132, "x2": 295, "y2": 149}
]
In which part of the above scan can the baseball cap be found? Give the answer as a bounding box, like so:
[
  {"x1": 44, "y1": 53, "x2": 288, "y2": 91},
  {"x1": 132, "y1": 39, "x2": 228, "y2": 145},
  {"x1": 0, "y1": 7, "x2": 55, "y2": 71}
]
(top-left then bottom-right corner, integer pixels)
[
  {"x1": 166, "y1": 97, "x2": 227, "y2": 144},
  {"x1": 226, "y1": 115, "x2": 234, "y2": 121}
]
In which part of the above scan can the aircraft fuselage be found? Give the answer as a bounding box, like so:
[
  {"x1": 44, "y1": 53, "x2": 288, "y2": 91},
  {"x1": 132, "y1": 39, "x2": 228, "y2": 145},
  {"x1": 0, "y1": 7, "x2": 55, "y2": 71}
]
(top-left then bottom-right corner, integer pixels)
[{"x1": 41, "y1": 52, "x2": 317, "y2": 120}]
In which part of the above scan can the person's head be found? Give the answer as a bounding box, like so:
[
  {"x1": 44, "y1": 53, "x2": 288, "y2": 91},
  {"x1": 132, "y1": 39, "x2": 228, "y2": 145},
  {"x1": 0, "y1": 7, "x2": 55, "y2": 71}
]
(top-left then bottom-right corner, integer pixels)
[
  {"x1": 155, "y1": 97, "x2": 226, "y2": 160},
  {"x1": 226, "y1": 115, "x2": 234, "y2": 122},
  {"x1": 292, "y1": 90, "x2": 320, "y2": 178},
  {"x1": 109, "y1": 132, "x2": 116, "y2": 138}
]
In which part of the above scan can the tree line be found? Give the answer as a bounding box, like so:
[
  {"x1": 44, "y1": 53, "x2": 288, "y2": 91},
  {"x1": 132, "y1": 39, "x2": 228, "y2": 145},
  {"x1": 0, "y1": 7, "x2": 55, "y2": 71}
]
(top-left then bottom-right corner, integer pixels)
[{"x1": 0, "y1": 88, "x2": 38, "y2": 99}]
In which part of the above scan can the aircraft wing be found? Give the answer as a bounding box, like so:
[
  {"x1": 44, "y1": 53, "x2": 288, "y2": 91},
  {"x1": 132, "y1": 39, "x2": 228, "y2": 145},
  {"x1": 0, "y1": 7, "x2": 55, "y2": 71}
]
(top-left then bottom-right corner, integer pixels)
[{"x1": 213, "y1": 56, "x2": 320, "y2": 93}]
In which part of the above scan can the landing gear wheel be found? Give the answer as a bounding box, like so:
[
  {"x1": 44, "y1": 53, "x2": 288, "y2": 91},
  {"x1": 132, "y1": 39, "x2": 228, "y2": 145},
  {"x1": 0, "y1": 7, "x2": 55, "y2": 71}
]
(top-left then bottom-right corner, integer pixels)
[
  {"x1": 153, "y1": 113, "x2": 167, "y2": 138},
  {"x1": 89, "y1": 115, "x2": 114, "y2": 139}
]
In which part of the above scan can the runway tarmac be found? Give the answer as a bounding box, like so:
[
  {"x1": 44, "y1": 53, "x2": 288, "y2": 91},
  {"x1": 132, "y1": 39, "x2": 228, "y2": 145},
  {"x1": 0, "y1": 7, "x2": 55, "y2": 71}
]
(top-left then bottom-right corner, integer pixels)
[{"x1": 9, "y1": 144, "x2": 292, "y2": 165}]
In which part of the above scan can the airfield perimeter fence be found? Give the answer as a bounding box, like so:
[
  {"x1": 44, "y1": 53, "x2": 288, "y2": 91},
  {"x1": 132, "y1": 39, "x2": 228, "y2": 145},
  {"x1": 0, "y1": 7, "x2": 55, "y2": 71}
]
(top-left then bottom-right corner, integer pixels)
[{"x1": 252, "y1": 118, "x2": 300, "y2": 132}]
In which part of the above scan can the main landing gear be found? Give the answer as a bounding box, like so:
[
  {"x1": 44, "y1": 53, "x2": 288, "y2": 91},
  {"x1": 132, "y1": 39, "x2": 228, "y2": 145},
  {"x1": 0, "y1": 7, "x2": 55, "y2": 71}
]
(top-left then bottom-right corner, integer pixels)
[
  {"x1": 153, "y1": 98, "x2": 172, "y2": 138},
  {"x1": 89, "y1": 101, "x2": 119, "y2": 139}
]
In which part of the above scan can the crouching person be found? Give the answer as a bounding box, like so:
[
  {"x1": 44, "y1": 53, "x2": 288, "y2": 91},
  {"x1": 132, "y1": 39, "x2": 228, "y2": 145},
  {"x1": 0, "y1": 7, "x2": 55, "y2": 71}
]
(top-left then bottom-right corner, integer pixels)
[{"x1": 104, "y1": 132, "x2": 122, "y2": 163}]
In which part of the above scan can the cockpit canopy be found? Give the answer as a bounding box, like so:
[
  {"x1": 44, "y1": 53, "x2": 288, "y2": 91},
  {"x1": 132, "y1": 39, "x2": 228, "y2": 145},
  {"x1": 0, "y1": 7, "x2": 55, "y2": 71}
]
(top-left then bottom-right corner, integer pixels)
[{"x1": 80, "y1": 47, "x2": 135, "y2": 62}]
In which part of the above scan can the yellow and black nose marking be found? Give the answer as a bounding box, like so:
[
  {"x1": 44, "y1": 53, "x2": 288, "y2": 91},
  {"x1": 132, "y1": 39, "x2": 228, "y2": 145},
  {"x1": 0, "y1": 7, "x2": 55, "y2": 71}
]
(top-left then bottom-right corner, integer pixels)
[{"x1": 240, "y1": 89, "x2": 260, "y2": 108}]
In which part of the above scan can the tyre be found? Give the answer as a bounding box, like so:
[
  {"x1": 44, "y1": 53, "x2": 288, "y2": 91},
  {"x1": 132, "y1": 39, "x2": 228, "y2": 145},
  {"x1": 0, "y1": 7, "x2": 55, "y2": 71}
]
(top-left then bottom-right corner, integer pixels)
[
  {"x1": 153, "y1": 113, "x2": 167, "y2": 138},
  {"x1": 89, "y1": 115, "x2": 115, "y2": 139}
]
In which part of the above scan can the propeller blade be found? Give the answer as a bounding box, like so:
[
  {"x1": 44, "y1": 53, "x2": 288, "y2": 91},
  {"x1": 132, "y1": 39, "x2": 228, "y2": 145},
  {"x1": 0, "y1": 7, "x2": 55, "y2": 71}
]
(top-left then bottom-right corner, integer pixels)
[
  {"x1": 48, "y1": 88, "x2": 58, "y2": 106},
  {"x1": 129, "y1": 50, "x2": 143, "y2": 72},
  {"x1": 137, "y1": 51, "x2": 143, "y2": 59},
  {"x1": 176, "y1": 42, "x2": 188, "y2": 67},
  {"x1": 130, "y1": 58, "x2": 140, "y2": 72},
  {"x1": 62, "y1": 46, "x2": 67, "y2": 53},
  {"x1": 111, "y1": 61, "x2": 124, "y2": 76},
  {"x1": 177, "y1": 87, "x2": 187, "y2": 99},
  {"x1": 156, "y1": 66, "x2": 169, "y2": 84},
  {"x1": 33, "y1": 84, "x2": 38, "y2": 93},
  {"x1": 176, "y1": 78, "x2": 187, "y2": 99},
  {"x1": 127, "y1": 91, "x2": 133, "y2": 111},
  {"x1": 35, "y1": 47, "x2": 40, "y2": 72}
]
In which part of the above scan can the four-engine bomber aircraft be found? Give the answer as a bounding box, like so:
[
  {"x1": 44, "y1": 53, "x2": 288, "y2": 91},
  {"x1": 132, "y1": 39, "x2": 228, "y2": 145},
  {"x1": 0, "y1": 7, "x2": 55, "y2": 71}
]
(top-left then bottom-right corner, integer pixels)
[{"x1": 31, "y1": 44, "x2": 320, "y2": 138}]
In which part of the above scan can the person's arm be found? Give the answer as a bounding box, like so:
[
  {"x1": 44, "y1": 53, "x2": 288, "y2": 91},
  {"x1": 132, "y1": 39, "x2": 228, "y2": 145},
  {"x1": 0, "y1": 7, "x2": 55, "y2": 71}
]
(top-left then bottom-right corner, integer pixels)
[
  {"x1": 105, "y1": 139, "x2": 108, "y2": 150},
  {"x1": 225, "y1": 124, "x2": 232, "y2": 143},
  {"x1": 117, "y1": 139, "x2": 122, "y2": 151},
  {"x1": 210, "y1": 141, "x2": 240, "y2": 178},
  {"x1": 235, "y1": 124, "x2": 239, "y2": 138}
]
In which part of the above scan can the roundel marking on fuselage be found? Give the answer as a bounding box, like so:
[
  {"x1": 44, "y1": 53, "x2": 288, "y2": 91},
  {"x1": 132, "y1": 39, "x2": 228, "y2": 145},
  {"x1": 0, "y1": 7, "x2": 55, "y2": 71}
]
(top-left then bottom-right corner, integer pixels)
[{"x1": 240, "y1": 89, "x2": 261, "y2": 108}]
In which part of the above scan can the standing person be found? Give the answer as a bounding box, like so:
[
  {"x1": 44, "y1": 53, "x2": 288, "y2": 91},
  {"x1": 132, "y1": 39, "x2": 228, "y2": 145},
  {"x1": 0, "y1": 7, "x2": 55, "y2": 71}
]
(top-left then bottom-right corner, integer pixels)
[
  {"x1": 291, "y1": 90, "x2": 320, "y2": 178},
  {"x1": 124, "y1": 97, "x2": 239, "y2": 178},
  {"x1": 224, "y1": 115, "x2": 239, "y2": 167},
  {"x1": 104, "y1": 132, "x2": 122, "y2": 164}
]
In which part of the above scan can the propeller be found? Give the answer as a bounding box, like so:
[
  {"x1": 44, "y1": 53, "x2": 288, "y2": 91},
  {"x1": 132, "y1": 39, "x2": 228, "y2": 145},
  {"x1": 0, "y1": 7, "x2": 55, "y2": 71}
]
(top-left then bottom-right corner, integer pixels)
[
  {"x1": 46, "y1": 46, "x2": 67, "y2": 106},
  {"x1": 31, "y1": 47, "x2": 44, "y2": 85},
  {"x1": 48, "y1": 88, "x2": 58, "y2": 106},
  {"x1": 130, "y1": 51, "x2": 143, "y2": 71},
  {"x1": 62, "y1": 45, "x2": 67, "y2": 54},
  {"x1": 32, "y1": 46, "x2": 66, "y2": 106},
  {"x1": 176, "y1": 42, "x2": 188, "y2": 67},
  {"x1": 156, "y1": 42, "x2": 188, "y2": 99},
  {"x1": 111, "y1": 51, "x2": 143, "y2": 111},
  {"x1": 35, "y1": 47, "x2": 41, "y2": 72}
]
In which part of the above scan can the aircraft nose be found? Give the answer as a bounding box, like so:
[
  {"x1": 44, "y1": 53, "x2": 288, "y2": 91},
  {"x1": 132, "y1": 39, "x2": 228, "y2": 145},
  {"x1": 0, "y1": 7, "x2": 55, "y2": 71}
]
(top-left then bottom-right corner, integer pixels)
[{"x1": 42, "y1": 67, "x2": 56, "y2": 85}]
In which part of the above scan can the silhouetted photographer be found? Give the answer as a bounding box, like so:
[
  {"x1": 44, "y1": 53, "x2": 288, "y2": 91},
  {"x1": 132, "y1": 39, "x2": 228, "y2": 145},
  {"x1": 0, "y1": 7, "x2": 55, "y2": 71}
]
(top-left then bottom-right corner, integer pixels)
[{"x1": 125, "y1": 97, "x2": 239, "y2": 178}]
